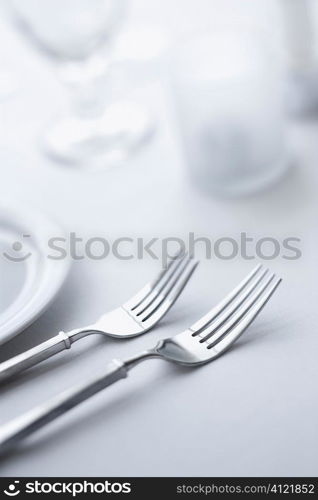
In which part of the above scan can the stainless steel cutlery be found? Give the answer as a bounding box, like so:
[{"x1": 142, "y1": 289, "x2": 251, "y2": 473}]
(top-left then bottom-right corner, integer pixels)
[
  {"x1": 0, "y1": 264, "x2": 281, "y2": 453},
  {"x1": 0, "y1": 253, "x2": 198, "y2": 384}
]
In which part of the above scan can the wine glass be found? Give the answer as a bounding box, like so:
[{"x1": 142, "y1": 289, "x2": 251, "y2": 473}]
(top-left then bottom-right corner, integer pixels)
[{"x1": 6, "y1": 0, "x2": 154, "y2": 169}]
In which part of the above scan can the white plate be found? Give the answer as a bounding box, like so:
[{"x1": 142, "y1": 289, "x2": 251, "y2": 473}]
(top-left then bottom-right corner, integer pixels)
[{"x1": 0, "y1": 201, "x2": 70, "y2": 345}]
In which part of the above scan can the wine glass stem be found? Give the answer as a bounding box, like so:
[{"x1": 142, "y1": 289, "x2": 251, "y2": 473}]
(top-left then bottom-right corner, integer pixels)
[{"x1": 58, "y1": 56, "x2": 112, "y2": 119}]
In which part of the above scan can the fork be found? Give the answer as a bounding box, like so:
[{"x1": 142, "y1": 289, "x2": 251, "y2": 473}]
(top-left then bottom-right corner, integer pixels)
[
  {"x1": 0, "y1": 253, "x2": 198, "y2": 384},
  {"x1": 0, "y1": 264, "x2": 281, "y2": 453}
]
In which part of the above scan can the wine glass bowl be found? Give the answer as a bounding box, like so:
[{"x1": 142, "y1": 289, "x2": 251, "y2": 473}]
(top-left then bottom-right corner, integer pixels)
[{"x1": 10, "y1": 0, "x2": 126, "y2": 61}]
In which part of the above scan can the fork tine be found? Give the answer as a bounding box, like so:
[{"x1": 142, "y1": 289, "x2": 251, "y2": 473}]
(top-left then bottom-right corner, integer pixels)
[
  {"x1": 123, "y1": 250, "x2": 186, "y2": 310},
  {"x1": 196, "y1": 267, "x2": 269, "y2": 340},
  {"x1": 190, "y1": 264, "x2": 263, "y2": 334},
  {"x1": 204, "y1": 272, "x2": 276, "y2": 348},
  {"x1": 141, "y1": 259, "x2": 199, "y2": 325},
  {"x1": 130, "y1": 253, "x2": 189, "y2": 315},
  {"x1": 208, "y1": 277, "x2": 282, "y2": 355},
  {"x1": 137, "y1": 256, "x2": 194, "y2": 321}
]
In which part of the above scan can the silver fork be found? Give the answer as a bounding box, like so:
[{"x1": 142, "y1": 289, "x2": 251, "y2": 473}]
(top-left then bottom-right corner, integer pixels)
[
  {"x1": 0, "y1": 264, "x2": 281, "y2": 453},
  {"x1": 0, "y1": 253, "x2": 198, "y2": 384}
]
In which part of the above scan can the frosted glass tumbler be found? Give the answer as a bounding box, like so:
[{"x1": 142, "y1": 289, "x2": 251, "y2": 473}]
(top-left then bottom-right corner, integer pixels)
[{"x1": 170, "y1": 32, "x2": 289, "y2": 197}]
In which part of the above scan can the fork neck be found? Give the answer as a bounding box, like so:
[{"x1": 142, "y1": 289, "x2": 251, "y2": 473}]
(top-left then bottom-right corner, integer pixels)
[
  {"x1": 66, "y1": 326, "x2": 104, "y2": 343},
  {"x1": 66, "y1": 328, "x2": 163, "y2": 370},
  {"x1": 123, "y1": 348, "x2": 163, "y2": 371}
]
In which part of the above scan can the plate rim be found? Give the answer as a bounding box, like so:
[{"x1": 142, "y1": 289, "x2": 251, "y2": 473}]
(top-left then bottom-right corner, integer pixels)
[{"x1": 0, "y1": 200, "x2": 71, "y2": 346}]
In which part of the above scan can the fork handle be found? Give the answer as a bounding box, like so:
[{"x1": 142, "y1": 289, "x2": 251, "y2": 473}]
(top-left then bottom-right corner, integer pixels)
[
  {"x1": 0, "y1": 359, "x2": 128, "y2": 454},
  {"x1": 0, "y1": 331, "x2": 73, "y2": 384}
]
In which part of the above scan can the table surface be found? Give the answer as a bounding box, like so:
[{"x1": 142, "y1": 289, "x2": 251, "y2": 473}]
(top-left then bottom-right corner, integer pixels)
[{"x1": 0, "y1": 0, "x2": 317, "y2": 477}]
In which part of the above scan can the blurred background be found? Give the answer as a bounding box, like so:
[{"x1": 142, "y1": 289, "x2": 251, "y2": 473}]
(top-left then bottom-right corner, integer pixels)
[
  {"x1": 0, "y1": 0, "x2": 317, "y2": 477},
  {"x1": 1, "y1": 0, "x2": 318, "y2": 179},
  {"x1": 0, "y1": 0, "x2": 316, "y2": 262},
  {"x1": 1, "y1": 0, "x2": 318, "y2": 192}
]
